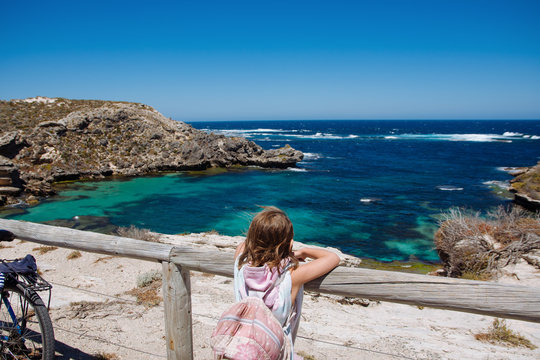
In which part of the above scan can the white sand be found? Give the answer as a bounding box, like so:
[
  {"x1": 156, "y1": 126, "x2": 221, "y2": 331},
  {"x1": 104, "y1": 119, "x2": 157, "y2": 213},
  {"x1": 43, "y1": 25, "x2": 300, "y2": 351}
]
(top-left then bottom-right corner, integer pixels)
[{"x1": 1, "y1": 233, "x2": 539, "y2": 360}]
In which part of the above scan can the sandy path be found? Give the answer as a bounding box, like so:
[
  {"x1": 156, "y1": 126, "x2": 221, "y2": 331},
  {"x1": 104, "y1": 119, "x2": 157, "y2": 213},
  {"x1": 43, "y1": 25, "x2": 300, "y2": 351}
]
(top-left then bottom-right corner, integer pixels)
[{"x1": 1, "y1": 233, "x2": 539, "y2": 359}]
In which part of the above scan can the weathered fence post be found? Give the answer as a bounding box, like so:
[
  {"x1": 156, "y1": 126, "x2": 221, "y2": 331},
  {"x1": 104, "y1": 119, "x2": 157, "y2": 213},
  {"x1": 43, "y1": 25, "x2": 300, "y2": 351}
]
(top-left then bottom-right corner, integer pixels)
[{"x1": 162, "y1": 261, "x2": 193, "y2": 360}]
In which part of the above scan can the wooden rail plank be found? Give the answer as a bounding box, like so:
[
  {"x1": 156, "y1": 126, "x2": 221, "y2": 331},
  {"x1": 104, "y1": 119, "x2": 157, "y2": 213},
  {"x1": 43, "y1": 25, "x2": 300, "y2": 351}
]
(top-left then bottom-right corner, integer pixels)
[
  {"x1": 305, "y1": 267, "x2": 540, "y2": 322},
  {"x1": 168, "y1": 247, "x2": 540, "y2": 323},
  {"x1": 0, "y1": 219, "x2": 172, "y2": 262},
  {"x1": 2, "y1": 219, "x2": 540, "y2": 323}
]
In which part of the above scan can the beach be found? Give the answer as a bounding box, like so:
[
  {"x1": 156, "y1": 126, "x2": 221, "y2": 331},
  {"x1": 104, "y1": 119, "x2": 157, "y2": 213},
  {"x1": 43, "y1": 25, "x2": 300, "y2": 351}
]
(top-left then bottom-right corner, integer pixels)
[{"x1": 2, "y1": 232, "x2": 539, "y2": 360}]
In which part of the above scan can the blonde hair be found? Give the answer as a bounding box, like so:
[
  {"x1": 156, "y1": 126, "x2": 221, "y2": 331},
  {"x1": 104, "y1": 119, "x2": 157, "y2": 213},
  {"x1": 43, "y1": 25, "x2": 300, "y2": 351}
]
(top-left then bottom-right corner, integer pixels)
[{"x1": 238, "y1": 206, "x2": 299, "y2": 271}]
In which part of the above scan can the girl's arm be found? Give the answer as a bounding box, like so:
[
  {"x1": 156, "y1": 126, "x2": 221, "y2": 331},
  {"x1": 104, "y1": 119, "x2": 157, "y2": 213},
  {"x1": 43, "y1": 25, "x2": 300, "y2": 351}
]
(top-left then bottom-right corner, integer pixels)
[{"x1": 290, "y1": 247, "x2": 340, "y2": 299}]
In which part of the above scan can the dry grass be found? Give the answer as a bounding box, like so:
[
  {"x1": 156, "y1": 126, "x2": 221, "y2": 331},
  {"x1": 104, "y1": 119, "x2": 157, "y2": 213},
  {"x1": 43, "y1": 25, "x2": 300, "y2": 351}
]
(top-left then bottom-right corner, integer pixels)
[
  {"x1": 297, "y1": 351, "x2": 317, "y2": 360},
  {"x1": 435, "y1": 206, "x2": 540, "y2": 278},
  {"x1": 475, "y1": 319, "x2": 537, "y2": 349},
  {"x1": 115, "y1": 225, "x2": 160, "y2": 242},
  {"x1": 93, "y1": 256, "x2": 115, "y2": 264},
  {"x1": 459, "y1": 271, "x2": 493, "y2": 281},
  {"x1": 92, "y1": 352, "x2": 120, "y2": 360},
  {"x1": 0, "y1": 98, "x2": 142, "y2": 132},
  {"x1": 126, "y1": 281, "x2": 162, "y2": 307},
  {"x1": 67, "y1": 250, "x2": 82, "y2": 260},
  {"x1": 32, "y1": 246, "x2": 58, "y2": 255},
  {"x1": 126, "y1": 271, "x2": 162, "y2": 307}
]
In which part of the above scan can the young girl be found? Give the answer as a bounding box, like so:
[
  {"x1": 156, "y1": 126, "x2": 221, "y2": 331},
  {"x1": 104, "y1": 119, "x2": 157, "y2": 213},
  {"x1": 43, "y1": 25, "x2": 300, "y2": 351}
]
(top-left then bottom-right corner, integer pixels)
[{"x1": 234, "y1": 206, "x2": 340, "y2": 358}]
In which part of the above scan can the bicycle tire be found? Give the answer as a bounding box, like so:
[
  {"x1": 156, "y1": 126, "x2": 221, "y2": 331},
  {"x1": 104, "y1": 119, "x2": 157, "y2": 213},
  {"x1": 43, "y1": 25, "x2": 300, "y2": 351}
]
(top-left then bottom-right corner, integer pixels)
[{"x1": 0, "y1": 283, "x2": 55, "y2": 360}]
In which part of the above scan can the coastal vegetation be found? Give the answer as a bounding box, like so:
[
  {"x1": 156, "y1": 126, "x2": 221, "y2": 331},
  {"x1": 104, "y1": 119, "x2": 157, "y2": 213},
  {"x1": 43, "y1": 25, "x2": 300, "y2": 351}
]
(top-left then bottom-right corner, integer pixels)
[
  {"x1": 115, "y1": 225, "x2": 159, "y2": 242},
  {"x1": 0, "y1": 97, "x2": 149, "y2": 132},
  {"x1": 475, "y1": 319, "x2": 537, "y2": 349},
  {"x1": 510, "y1": 162, "x2": 540, "y2": 211},
  {"x1": 435, "y1": 206, "x2": 540, "y2": 280},
  {"x1": 92, "y1": 352, "x2": 120, "y2": 360},
  {"x1": 32, "y1": 245, "x2": 58, "y2": 255},
  {"x1": 67, "y1": 250, "x2": 82, "y2": 260},
  {"x1": 127, "y1": 270, "x2": 163, "y2": 307}
]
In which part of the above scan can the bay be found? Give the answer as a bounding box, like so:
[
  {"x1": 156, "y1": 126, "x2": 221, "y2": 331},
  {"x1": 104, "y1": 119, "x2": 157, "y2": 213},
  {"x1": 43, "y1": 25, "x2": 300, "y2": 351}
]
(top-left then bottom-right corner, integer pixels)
[{"x1": 3, "y1": 120, "x2": 540, "y2": 263}]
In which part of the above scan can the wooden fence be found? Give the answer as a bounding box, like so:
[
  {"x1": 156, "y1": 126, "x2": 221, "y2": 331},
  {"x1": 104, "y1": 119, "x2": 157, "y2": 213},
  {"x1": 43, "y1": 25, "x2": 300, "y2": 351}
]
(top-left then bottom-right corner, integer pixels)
[{"x1": 1, "y1": 218, "x2": 539, "y2": 360}]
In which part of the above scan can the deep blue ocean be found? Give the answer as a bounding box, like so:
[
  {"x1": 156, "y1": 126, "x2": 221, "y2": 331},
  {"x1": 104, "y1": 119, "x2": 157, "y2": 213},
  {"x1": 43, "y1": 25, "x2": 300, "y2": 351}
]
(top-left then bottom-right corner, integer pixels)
[{"x1": 3, "y1": 120, "x2": 540, "y2": 263}]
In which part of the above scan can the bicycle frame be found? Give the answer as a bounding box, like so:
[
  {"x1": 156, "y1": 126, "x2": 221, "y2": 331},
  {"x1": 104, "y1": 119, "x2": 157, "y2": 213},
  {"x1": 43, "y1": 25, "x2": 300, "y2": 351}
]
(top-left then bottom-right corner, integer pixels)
[{"x1": 0, "y1": 293, "x2": 24, "y2": 341}]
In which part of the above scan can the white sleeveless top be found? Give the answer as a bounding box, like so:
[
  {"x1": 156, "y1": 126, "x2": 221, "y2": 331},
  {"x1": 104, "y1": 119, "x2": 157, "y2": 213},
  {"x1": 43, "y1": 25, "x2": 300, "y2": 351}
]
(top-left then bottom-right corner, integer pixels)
[{"x1": 234, "y1": 257, "x2": 304, "y2": 356}]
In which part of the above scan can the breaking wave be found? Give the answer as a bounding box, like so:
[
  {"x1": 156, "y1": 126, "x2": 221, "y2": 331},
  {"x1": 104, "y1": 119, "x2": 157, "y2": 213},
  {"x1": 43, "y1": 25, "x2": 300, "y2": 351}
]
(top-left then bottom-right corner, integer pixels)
[
  {"x1": 384, "y1": 133, "x2": 539, "y2": 142},
  {"x1": 483, "y1": 180, "x2": 509, "y2": 189},
  {"x1": 205, "y1": 128, "x2": 539, "y2": 143},
  {"x1": 437, "y1": 185, "x2": 464, "y2": 191},
  {"x1": 302, "y1": 153, "x2": 323, "y2": 160}
]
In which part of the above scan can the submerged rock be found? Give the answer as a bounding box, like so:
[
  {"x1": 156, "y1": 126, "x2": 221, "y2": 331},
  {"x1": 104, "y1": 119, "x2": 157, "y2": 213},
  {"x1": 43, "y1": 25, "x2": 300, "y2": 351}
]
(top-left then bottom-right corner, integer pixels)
[{"x1": 0, "y1": 98, "x2": 303, "y2": 205}]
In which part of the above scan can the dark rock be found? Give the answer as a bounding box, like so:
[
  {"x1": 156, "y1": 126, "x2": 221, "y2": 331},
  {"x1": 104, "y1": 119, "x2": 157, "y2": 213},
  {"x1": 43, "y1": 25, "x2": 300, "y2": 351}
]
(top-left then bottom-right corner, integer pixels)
[
  {"x1": 0, "y1": 131, "x2": 28, "y2": 159},
  {"x1": 44, "y1": 215, "x2": 118, "y2": 234}
]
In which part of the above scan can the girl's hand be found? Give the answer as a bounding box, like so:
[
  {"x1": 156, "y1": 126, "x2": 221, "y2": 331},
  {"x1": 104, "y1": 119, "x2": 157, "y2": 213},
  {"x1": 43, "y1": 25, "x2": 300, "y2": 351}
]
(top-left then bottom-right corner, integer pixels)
[{"x1": 293, "y1": 249, "x2": 307, "y2": 262}]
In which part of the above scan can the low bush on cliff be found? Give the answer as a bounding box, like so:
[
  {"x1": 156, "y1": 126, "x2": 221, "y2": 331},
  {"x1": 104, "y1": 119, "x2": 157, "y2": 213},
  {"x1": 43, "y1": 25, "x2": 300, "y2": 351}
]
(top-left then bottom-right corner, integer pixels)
[
  {"x1": 115, "y1": 225, "x2": 160, "y2": 242},
  {"x1": 435, "y1": 206, "x2": 540, "y2": 279},
  {"x1": 512, "y1": 166, "x2": 540, "y2": 196}
]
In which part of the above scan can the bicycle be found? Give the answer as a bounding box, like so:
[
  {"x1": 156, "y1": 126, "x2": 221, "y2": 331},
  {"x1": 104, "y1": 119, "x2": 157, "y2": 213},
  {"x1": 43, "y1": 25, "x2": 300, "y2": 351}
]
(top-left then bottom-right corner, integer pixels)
[{"x1": 0, "y1": 230, "x2": 55, "y2": 360}]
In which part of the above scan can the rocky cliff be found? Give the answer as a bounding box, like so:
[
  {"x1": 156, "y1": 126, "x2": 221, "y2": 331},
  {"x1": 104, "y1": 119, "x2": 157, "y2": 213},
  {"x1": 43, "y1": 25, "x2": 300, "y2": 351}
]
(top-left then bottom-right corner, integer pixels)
[
  {"x1": 509, "y1": 161, "x2": 540, "y2": 211},
  {"x1": 0, "y1": 97, "x2": 303, "y2": 206}
]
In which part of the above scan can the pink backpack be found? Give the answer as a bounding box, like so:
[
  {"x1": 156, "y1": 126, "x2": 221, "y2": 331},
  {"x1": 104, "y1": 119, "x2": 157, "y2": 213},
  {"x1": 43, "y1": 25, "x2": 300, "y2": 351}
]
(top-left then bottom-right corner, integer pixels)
[{"x1": 211, "y1": 296, "x2": 291, "y2": 360}]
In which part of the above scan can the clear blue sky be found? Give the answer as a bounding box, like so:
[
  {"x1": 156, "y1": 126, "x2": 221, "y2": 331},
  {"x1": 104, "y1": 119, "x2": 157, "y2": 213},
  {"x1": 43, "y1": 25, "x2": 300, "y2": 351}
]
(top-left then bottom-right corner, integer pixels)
[{"x1": 1, "y1": 0, "x2": 539, "y2": 121}]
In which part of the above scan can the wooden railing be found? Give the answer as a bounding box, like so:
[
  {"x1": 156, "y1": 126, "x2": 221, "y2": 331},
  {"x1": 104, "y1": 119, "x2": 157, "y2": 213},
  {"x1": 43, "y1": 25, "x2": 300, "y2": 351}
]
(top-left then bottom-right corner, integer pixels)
[{"x1": 1, "y1": 218, "x2": 539, "y2": 360}]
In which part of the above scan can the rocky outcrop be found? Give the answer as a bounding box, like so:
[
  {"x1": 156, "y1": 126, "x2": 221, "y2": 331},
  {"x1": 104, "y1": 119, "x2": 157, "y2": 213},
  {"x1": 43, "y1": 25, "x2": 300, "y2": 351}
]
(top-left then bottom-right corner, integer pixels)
[
  {"x1": 509, "y1": 161, "x2": 540, "y2": 211},
  {"x1": 0, "y1": 156, "x2": 23, "y2": 206},
  {"x1": 0, "y1": 98, "x2": 303, "y2": 205}
]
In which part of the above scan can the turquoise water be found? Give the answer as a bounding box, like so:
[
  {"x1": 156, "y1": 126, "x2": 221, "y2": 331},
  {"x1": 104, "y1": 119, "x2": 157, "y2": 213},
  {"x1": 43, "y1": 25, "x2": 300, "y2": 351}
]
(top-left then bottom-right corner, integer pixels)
[{"x1": 3, "y1": 120, "x2": 540, "y2": 262}]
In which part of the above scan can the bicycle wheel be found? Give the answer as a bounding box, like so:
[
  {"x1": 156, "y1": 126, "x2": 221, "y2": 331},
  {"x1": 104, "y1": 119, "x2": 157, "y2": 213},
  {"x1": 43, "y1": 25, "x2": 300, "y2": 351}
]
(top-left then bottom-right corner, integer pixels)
[{"x1": 0, "y1": 284, "x2": 55, "y2": 360}]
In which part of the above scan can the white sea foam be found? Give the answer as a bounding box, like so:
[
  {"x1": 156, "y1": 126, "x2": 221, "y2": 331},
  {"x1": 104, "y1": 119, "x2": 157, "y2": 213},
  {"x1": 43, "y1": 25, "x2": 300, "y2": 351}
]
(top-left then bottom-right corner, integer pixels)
[
  {"x1": 391, "y1": 133, "x2": 539, "y2": 142},
  {"x1": 206, "y1": 127, "x2": 539, "y2": 143},
  {"x1": 497, "y1": 166, "x2": 525, "y2": 175},
  {"x1": 483, "y1": 180, "x2": 509, "y2": 188},
  {"x1": 437, "y1": 185, "x2": 464, "y2": 191},
  {"x1": 303, "y1": 153, "x2": 323, "y2": 160},
  {"x1": 360, "y1": 198, "x2": 380, "y2": 203},
  {"x1": 287, "y1": 133, "x2": 359, "y2": 140},
  {"x1": 221, "y1": 128, "x2": 285, "y2": 133},
  {"x1": 287, "y1": 167, "x2": 307, "y2": 172},
  {"x1": 206, "y1": 128, "x2": 289, "y2": 137}
]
